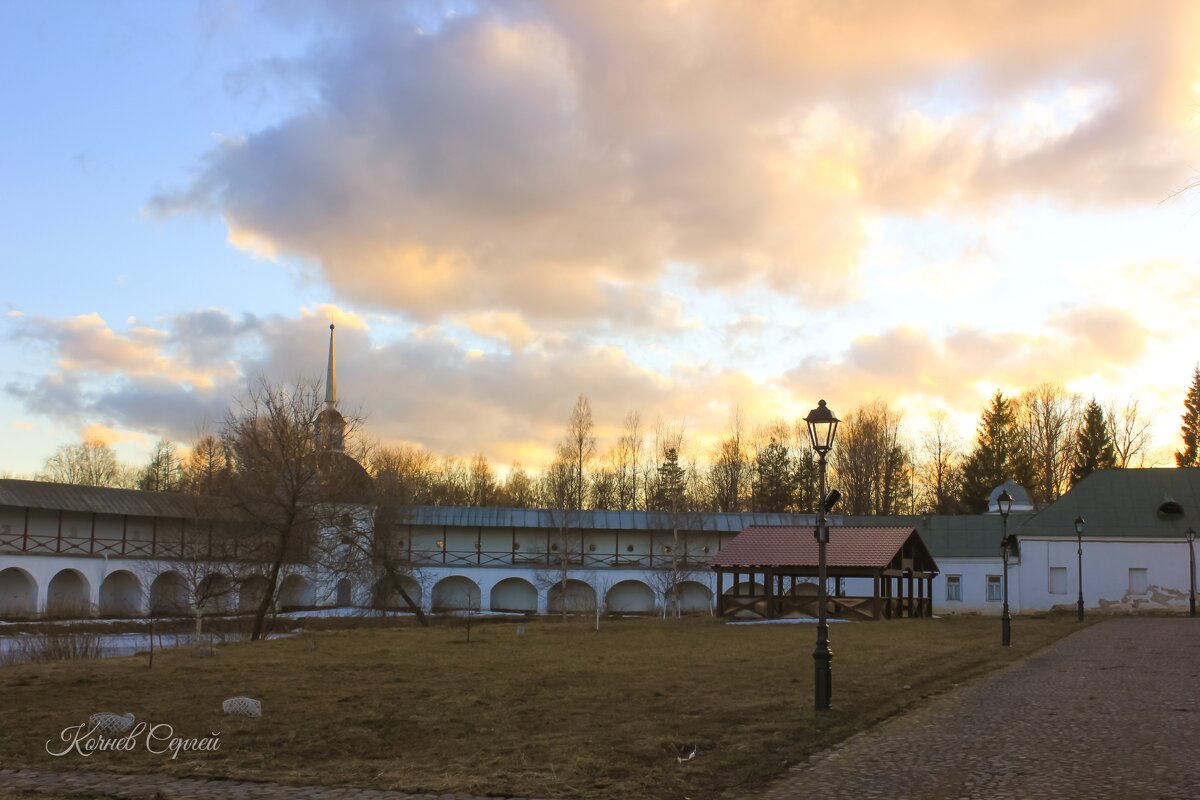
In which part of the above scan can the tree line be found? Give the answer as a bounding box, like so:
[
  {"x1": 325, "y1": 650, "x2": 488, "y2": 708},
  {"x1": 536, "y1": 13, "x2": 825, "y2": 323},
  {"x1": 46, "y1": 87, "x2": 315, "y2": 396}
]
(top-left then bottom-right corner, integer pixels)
[{"x1": 25, "y1": 366, "x2": 1200, "y2": 517}]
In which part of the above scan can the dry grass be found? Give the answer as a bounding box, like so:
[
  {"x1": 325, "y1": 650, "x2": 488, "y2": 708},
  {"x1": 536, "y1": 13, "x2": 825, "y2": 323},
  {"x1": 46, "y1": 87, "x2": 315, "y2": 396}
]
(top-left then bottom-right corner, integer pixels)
[{"x1": 0, "y1": 614, "x2": 1093, "y2": 799}]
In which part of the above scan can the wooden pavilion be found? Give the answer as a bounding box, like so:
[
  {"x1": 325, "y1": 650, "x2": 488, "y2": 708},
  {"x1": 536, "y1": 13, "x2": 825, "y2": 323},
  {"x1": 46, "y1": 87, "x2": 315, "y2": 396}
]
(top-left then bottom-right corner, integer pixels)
[{"x1": 709, "y1": 525, "x2": 939, "y2": 621}]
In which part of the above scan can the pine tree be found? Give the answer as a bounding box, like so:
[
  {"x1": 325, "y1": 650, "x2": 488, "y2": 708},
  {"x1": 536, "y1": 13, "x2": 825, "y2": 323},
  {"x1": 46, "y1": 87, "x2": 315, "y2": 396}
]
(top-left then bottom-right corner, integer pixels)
[
  {"x1": 1176, "y1": 365, "x2": 1200, "y2": 468},
  {"x1": 1071, "y1": 399, "x2": 1116, "y2": 487},
  {"x1": 652, "y1": 447, "x2": 686, "y2": 511},
  {"x1": 752, "y1": 438, "x2": 794, "y2": 512},
  {"x1": 958, "y1": 391, "x2": 1033, "y2": 512}
]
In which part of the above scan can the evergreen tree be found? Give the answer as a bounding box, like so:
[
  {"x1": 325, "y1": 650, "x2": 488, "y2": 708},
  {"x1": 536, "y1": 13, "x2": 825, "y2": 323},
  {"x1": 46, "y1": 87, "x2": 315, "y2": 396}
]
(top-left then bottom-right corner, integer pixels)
[
  {"x1": 752, "y1": 438, "x2": 795, "y2": 512},
  {"x1": 651, "y1": 447, "x2": 686, "y2": 511},
  {"x1": 959, "y1": 391, "x2": 1033, "y2": 512},
  {"x1": 1176, "y1": 365, "x2": 1200, "y2": 467},
  {"x1": 1071, "y1": 399, "x2": 1116, "y2": 487}
]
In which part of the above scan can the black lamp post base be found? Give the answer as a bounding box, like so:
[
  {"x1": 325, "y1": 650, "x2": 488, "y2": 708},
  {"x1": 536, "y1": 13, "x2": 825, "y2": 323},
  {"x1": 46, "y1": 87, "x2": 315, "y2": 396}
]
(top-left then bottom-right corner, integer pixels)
[
  {"x1": 1001, "y1": 613, "x2": 1011, "y2": 647},
  {"x1": 1077, "y1": 598, "x2": 1084, "y2": 621},
  {"x1": 813, "y1": 643, "x2": 833, "y2": 711}
]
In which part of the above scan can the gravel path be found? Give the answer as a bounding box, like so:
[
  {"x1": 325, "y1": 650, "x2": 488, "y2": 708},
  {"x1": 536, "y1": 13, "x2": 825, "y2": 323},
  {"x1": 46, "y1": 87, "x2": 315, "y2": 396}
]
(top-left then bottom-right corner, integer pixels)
[{"x1": 759, "y1": 617, "x2": 1200, "y2": 800}]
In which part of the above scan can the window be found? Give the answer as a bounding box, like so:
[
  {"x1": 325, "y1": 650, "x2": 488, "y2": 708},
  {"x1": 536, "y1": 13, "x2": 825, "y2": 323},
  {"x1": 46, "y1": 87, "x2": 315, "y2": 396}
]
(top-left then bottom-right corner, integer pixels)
[
  {"x1": 1049, "y1": 567, "x2": 1067, "y2": 595},
  {"x1": 1129, "y1": 568, "x2": 1148, "y2": 594},
  {"x1": 626, "y1": 544, "x2": 635, "y2": 553},
  {"x1": 435, "y1": 540, "x2": 444, "y2": 550},
  {"x1": 945, "y1": 575, "x2": 962, "y2": 602},
  {"x1": 986, "y1": 575, "x2": 1002, "y2": 602},
  {"x1": 588, "y1": 543, "x2": 596, "y2": 552}
]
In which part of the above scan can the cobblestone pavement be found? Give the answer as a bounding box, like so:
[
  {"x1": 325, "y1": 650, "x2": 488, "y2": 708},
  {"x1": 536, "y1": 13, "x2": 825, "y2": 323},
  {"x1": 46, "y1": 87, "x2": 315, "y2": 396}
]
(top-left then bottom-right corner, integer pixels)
[
  {"x1": 0, "y1": 767, "x2": 542, "y2": 800},
  {"x1": 759, "y1": 617, "x2": 1200, "y2": 800}
]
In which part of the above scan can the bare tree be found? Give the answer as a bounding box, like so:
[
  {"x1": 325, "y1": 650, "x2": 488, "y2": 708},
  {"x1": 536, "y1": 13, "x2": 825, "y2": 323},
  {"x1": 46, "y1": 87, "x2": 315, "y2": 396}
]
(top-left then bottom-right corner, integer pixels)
[
  {"x1": 221, "y1": 377, "x2": 361, "y2": 641},
  {"x1": 137, "y1": 520, "x2": 242, "y2": 646},
  {"x1": 500, "y1": 462, "x2": 537, "y2": 508},
  {"x1": 138, "y1": 439, "x2": 183, "y2": 492},
  {"x1": 706, "y1": 408, "x2": 748, "y2": 512},
  {"x1": 181, "y1": 433, "x2": 232, "y2": 495},
  {"x1": 539, "y1": 456, "x2": 581, "y2": 620},
  {"x1": 1107, "y1": 399, "x2": 1152, "y2": 468},
  {"x1": 589, "y1": 467, "x2": 618, "y2": 509},
  {"x1": 614, "y1": 411, "x2": 645, "y2": 510},
  {"x1": 39, "y1": 439, "x2": 135, "y2": 488},
  {"x1": 832, "y1": 401, "x2": 911, "y2": 515},
  {"x1": 915, "y1": 411, "x2": 963, "y2": 514},
  {"x1": 467, "y1": 453, "x2": 497, "y2": 506},
  {"x1": 431, "y1": 456, "x2": 470, "y2": 505},
  {"x1": 1018, "y1": 384, "x2": 1081, "y2": 504},
  {"x1": 370, "y1": 444, "x2": 436, "y2": 505},
  {"x1": 317, "y1": 453, "x2": 431, "y2": 626},
  {"x1": 560, "y1": 394, "x2": 597, "y2": 511}
]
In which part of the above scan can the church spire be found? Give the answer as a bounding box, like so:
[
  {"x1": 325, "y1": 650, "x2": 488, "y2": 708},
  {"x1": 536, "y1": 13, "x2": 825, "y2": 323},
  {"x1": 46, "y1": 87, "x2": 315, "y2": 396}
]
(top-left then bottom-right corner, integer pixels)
[
  {"x1": 325, "y1": 323, "x2": 337, "y2": 410},
  {"x1": 317, "y1": 322, "x2": 345, "y2": 454}
]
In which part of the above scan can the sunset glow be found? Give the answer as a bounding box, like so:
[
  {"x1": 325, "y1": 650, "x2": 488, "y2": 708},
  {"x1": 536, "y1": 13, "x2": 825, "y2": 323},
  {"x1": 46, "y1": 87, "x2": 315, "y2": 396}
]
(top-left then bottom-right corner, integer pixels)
[{"x1": 2, "y1": 1, "x2": 1198, "y2": 475}]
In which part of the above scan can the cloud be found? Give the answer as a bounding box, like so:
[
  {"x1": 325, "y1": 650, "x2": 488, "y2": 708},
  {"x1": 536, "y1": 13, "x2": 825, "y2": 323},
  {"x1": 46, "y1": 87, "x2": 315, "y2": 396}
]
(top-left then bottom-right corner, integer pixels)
[
  {"x1": 783, "y1": 305, "x2": 1154, "y2": 413},
  {"x1": 6, "y1": 303, "x2": 810, "y2": 469},
  {"x1": 15, "y1": 312, "x2": 229, "y2": 389},
  {"x1": 81, "y1": 423, "x2": 142, "y2": 447},
  {"x1": 148, "y1": 1, "x2": 1200, "y2": 326}
]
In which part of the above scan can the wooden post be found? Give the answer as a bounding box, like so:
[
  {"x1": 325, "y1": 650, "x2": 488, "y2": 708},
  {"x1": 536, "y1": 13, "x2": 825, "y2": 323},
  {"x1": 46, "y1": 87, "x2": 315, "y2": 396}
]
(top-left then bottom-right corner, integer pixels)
[
  {"x1": 89, "y1": 512, "x2": 97, "y2": 554},
  {"x1": 121, "y1": 514, "x2": 128, "y2": 556},
  {"x1": 765, "y1": 567, "x2": 775, "y2": 618},
  {"x1": 917, "y1": 573, "x2": 926, "y2": 618},
  {"x1": 22, "y1": 506, "x2": 29, "y2": 551},
  {"x1": 716, "y1": 569, "x2": 725, "y2": 616},
  {"x1": 873, "y1": 572, "x2": 881, "y2": 620},
  {"x1": 55, "y1": 509, "x2": 63, "y2": 553},
  {"x1": 907, "y1": 571, "x2": 914, "y2": 618},
  {"x1": 151, "y1": 517, "x2": 158, "y2": 557}
]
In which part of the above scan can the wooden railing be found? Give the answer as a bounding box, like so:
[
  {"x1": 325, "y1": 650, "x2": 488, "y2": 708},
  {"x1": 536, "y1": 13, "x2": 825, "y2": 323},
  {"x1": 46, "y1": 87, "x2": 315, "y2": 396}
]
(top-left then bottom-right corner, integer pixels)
[
  {"x1": 0, "y1": 535, "x2": 711, "y2": 571},
  {"x1": 719, "y1": 593, "x2": 933, "y2": 621}
]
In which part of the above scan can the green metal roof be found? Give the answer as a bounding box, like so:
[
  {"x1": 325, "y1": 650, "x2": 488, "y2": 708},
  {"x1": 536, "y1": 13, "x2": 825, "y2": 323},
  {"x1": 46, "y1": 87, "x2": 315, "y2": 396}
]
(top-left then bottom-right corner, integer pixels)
[
  {"x1": 1009, "y1": 468, "x2": 1200, "y2": 540},
  {"x1": 842, "y1": 514, "x2": 1010, "y2": 560}
]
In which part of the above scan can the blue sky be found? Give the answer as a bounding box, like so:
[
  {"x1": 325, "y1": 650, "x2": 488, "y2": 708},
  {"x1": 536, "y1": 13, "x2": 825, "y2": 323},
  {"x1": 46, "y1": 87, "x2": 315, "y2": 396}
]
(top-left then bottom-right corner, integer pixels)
[{"x1": 3, "y1": 1, "x2": 1199, "y2": 477}]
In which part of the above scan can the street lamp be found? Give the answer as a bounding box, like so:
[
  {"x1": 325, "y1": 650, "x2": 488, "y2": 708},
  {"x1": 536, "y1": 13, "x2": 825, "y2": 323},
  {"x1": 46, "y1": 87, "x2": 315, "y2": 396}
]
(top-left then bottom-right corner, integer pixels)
[
  {"x1": 1075, "y1": 516, "x2": 1085, "y2": 622},
  {"x1": 1187, "y1": 528, "x2": 1196, "y2": 618},
  {"x1": 804, "y1": 399, "x2": 839, "y2": 712},
  {"x1": 997, "y1": 489, "x2": 1013, "y2": 647}
]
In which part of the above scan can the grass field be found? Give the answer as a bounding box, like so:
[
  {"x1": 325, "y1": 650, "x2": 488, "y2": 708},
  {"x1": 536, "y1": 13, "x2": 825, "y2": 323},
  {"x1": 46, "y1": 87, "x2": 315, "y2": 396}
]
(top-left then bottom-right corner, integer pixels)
[{"x1": 0, "y1": 614, "x2": 1094, "y2": 799}]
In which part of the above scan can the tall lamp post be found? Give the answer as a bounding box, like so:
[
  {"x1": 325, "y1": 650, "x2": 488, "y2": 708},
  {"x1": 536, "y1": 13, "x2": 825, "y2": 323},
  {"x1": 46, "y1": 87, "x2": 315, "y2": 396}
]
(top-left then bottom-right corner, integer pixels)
[
  {"x1": 805, "y1": 399, "x2": 839, "y2": 712},
  {"x1": 1074, "y1": 516, "x2": 1086, "y2": 622},
  {"x1": 997, "y1": 489, "x2": 1013, "y2": 647},
  {"x1": 1187, "y1": 528, "x2": 1196, "y2": 618}
]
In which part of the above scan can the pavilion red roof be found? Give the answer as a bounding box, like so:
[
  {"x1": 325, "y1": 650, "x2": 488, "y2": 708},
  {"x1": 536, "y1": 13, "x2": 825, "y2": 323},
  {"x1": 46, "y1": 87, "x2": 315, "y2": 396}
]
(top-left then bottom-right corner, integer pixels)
[{"x1": 708, "y1": 525, "x2": 925, "y2": 569}]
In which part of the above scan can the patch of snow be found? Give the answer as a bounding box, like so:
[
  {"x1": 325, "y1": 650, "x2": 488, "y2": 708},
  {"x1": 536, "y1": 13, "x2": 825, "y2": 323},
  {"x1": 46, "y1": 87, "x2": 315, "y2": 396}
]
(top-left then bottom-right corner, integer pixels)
[{"x1": 728, "y1": 618, "x2": 855, "y2": 625}]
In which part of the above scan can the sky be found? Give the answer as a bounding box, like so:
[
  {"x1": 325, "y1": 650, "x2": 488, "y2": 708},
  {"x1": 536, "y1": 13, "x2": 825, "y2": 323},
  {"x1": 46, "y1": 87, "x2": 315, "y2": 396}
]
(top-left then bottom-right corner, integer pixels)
[{"x1": 2, "y1": 0, "x2": 1200, "y2": 477}]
